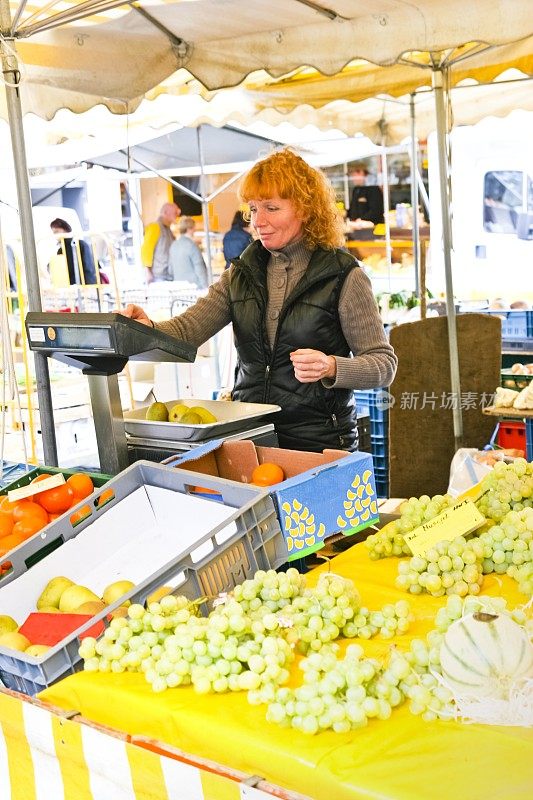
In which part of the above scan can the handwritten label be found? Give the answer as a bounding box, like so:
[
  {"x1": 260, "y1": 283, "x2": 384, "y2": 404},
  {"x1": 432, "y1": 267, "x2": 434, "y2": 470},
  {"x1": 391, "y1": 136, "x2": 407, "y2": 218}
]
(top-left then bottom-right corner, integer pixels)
[
  {"x1": 404, "y1": 499, "x2": 485, "y2": 557},
  {"x1": 8, "y1": 473, "x2": 65, "y2": 503}
]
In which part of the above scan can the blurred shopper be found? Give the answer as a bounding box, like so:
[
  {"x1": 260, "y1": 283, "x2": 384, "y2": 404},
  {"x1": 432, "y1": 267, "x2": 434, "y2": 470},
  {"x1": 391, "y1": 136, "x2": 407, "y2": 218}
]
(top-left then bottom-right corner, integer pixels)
[
  {"x1": 347, "y1": 164, "x2": 384, "y2": 240},
  {"x1": 141, "y1": 202, "x2": 180, "y2": 283},
  {"x1": 169, "y1": 217, "x2": 208, "y2": 289},
  {"x1": 50, "y1": 218, "x2": 97, "y2": 284},
  {"x1": 222, "y1": 210, "x2": 252, "y2": 269}
]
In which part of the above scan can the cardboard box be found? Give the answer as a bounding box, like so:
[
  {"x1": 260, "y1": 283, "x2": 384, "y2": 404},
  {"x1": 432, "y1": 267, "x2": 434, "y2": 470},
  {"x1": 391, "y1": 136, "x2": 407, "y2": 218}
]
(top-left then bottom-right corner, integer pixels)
[{"x1": 167, "y1": 440, "x2": 379, "y2": 560}]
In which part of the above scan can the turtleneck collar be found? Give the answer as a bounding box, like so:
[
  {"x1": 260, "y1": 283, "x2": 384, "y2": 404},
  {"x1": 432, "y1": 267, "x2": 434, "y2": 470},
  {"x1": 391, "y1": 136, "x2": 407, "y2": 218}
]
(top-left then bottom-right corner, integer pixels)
[{"x1": 268, "y1": 237, "x2": 313, "y2": 265}]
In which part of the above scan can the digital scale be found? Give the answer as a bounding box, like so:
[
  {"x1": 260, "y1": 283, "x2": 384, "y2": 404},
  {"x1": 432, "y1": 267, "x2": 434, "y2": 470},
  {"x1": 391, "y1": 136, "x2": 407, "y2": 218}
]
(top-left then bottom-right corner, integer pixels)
[{"x1": 25, "y1": 313, "x2": 278, "y2": 474}]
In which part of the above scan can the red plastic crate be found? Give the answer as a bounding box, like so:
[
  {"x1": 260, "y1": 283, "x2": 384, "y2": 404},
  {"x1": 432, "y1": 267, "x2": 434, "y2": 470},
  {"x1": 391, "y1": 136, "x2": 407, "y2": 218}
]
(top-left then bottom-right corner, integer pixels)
[{"x1": 496, "y1": 420, "x2": 526, "y2": 452}]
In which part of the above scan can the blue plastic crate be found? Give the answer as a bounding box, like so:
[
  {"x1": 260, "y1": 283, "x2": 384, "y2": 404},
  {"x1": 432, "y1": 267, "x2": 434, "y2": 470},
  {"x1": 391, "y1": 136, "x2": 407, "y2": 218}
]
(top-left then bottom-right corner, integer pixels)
[
  {"x1": 370, "y1": 435, "x2": 388, "y2": 458},
  {"x1": 527, "y1": 419, "x2": 533, "y2": 462},
  {"x1": 372, "y1": 454, "x2": 389, "y2": 473},
  {"x1": 484, "y1": 310, "x2": 533, "y2": 340},
  {"x1": 375, "y1": 477, "x2": 389, "y2": 498}
]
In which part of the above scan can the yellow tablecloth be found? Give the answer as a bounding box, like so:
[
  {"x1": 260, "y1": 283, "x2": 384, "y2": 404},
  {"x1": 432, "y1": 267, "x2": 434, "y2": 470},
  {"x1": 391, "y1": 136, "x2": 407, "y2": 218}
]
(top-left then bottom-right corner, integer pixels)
[{"x1": 39, "y1": 545, "x2": 533, "y2": 800}]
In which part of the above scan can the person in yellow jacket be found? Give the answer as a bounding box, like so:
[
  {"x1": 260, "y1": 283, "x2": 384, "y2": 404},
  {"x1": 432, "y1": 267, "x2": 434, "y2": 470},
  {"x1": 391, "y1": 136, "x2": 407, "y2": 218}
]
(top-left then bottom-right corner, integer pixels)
[{"x1": 141, "y1": 202, "x2": 181, "y2": 283}]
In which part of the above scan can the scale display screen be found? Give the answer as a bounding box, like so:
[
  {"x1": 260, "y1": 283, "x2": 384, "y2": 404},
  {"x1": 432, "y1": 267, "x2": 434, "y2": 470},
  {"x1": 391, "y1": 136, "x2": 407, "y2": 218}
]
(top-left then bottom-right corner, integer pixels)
[{"x1": 28, "y1": 324, "x2": 113, "y2": 351}]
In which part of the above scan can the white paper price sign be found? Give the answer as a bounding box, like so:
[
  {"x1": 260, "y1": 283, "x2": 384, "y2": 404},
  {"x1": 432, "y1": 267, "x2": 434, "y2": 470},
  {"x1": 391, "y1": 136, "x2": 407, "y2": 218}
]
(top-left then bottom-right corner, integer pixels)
[{"x1": 403, "y1": 499, "x2": 486, "y2": 557}]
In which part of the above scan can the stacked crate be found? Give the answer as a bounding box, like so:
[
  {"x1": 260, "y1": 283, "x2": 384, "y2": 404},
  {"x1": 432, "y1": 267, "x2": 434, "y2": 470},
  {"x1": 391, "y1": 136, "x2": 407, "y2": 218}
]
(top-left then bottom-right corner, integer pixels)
[{"x1": 354, "y1": 390, "x2": 389, "y2": 497}]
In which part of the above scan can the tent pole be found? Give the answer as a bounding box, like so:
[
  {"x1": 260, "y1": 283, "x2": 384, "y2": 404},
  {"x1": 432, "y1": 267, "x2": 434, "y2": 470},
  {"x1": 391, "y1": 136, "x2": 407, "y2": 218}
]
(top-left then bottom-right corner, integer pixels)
[
  {"x1": 432, "y1": 67, "x2": 463, "y2": 449},
  {"x1": 409, "y1": 94, "x2": 421, "y2": 298},
  {"x1": 196, "y1": 125, "x2": 214, "y2": 287},
  {"x1": 0, "y1": 1, "x2": 58, "y2": 466},
  {"x1": 196, "y1": 125, "x2": 221, "y2": 391},
  {"x1": 379, "y1": 149, "x2": 392, "y2": 294}
]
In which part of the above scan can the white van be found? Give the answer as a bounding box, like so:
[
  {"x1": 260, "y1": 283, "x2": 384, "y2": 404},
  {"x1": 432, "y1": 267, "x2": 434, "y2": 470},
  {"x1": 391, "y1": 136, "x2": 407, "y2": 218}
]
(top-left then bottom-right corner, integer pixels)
[{"x1": 428, "y1": 113, "x2": 533, "y2": 303}]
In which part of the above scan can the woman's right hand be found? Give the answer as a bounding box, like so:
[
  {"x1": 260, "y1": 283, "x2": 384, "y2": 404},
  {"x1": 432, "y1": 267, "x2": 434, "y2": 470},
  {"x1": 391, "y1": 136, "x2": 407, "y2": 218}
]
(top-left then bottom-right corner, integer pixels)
[{"x1": 119, "y1": 304, "x2": 152, "y2": 326}]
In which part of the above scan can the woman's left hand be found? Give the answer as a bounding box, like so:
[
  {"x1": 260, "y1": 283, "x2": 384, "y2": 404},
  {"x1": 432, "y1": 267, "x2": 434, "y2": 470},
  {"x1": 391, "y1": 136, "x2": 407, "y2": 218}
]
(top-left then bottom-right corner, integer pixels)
[{"x1": 290, "y1": 349, "x2": 337, "y2": 383}]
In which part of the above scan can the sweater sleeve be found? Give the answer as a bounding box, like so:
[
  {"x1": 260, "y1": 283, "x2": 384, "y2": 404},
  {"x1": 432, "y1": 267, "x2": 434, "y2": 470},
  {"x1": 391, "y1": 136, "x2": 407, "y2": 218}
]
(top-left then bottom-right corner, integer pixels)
[
  {"x1": 323, "y1": 266, "x2": 397, "y2": 390},
  {"x1": 154, "y1": 268, "x2": 232, "y2": 347},
  {"x1": 141, "y1": 223, "x2": 160, "y2": 268}
]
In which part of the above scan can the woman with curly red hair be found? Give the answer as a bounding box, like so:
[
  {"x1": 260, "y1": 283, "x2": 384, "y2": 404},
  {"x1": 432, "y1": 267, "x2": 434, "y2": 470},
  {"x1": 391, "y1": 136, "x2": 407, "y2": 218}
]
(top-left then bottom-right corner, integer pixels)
[{"x1": 123, "y1": 149, "x2": 396, "y2": 451}]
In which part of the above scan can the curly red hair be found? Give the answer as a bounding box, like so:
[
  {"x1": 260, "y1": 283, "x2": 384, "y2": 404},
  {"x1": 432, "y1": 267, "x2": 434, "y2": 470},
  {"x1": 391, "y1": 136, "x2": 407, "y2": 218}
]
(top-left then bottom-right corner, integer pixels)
[{"x1": 239, "y1": 148, "x2": 345, "y2": 249}]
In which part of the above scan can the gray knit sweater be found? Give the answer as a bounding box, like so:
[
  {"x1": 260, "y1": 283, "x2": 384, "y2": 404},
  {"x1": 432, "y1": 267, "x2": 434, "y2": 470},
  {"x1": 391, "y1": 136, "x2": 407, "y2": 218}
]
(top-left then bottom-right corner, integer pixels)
[{"x1": 155, "y1": 239, "x2": 397, "y2": 390}]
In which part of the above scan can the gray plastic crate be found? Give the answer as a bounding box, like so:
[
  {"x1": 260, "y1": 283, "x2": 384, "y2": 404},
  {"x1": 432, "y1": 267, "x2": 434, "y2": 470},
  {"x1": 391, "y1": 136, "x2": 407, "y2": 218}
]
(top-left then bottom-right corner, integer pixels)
[{"x1": 0, "y1": 461, "x2": 285, "y2": 696}]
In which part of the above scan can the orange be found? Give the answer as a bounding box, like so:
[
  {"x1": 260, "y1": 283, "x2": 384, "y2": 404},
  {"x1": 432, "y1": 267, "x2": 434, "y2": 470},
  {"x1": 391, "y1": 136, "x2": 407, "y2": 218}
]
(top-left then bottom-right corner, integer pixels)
[
  {"x1": 13, "y1": 500, "x2": 48, "y2": 525},
  {"x1": 0, "y1": 530, "x2": 26, "y2": 555},
  {"x1": 13, "y1": 517, "x2": 46, "y2": 541},
  {"x1": 67, "y1": 473, "x2": 94, "y2": 500},
  {"x1": 0, "y1": 515, "x2": 14, "y2": 537},
  {"x1": 96, "y1": 488, "x2": 115, "y2": 508},
  {"x1": 34, "y1": 482, "x2": 74, "y2": 514},
  {"x1": 70, "y1": 504, "x2": 91, "y2": 526},
  {"x1": 250, "y1": 462, "x2": 285, "y2": 487},
  {"x1": 0, "y1": 496, "x2": 17, "y2": 520}
]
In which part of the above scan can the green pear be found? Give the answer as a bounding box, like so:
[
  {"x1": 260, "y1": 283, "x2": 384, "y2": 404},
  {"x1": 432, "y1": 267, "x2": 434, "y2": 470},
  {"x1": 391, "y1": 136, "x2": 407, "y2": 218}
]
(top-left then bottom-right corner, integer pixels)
[
  {"x1": 169, "y1": 403, "x2": 189, "y2": 422},
  {"x1": 0, "y1": 615, "x2": 18, "y2": 636},
  {"x1": 189, "y1": 406, "x2": 217, "y2": 424},
  {"x1": 179, "y1": 411, "x2": 203, "y2": 424},
  {"x1": 59, "y1": 585, "x2": 101, "y2": 613},
  {"x1": 37, "y1": 576, "x2": 74, "y2": 610},
  {"x1": 145, "y1": 401, "x2": 169, "y2": 422}
]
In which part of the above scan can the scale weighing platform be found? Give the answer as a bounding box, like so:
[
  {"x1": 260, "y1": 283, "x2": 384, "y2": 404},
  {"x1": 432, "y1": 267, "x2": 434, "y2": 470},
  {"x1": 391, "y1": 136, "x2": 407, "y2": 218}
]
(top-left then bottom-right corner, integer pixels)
[{"x1": 26, "y1": 312, "x2": 277, "y2": 474}]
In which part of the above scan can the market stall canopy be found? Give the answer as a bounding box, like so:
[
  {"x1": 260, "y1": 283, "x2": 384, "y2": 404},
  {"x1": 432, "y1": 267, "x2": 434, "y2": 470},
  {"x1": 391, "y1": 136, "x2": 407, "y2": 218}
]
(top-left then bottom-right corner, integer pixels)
[
  {"x1": 1, "y1": 0, "x2": 532, "y2": 119},
  {"x1": 82, "y1": 123, "x2": 283, "y2": 174}
]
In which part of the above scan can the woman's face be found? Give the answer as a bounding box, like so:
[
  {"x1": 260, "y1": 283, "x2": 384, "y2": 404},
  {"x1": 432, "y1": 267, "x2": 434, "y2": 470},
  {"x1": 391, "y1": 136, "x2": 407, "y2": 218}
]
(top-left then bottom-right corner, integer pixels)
[{"x1": 248, "y1": 196, "x2": 304, "y2": 251}]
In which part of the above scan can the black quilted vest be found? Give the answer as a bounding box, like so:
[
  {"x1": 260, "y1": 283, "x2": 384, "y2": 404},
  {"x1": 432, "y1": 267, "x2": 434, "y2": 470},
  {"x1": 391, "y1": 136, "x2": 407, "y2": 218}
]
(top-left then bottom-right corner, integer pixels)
[{"x1": 229, "y1": 240, "x2": 359, "y2": 452}]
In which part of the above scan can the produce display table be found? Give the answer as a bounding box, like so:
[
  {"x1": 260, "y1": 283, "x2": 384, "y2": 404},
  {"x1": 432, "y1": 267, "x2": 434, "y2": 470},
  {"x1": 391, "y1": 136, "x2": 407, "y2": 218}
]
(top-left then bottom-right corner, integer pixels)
[
  {"x1": 483, "y1": 406, "x2": 533, "y2": 460},
  {"x1": 33, "y1": 544, "x2": 531, "y2": 800}
]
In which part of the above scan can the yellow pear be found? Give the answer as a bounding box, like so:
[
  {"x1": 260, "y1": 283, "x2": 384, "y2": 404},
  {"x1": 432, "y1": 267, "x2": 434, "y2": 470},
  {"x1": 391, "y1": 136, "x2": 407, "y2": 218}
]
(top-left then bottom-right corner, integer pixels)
[
  {"x1": 109, "y1": 606, "x2": 129, "y2": 619},
  {"x1": 0, "y1": 631, "x2": 30, "y2": 652},
  {"x1": 168, "y1": 403, "x2": 189, "y2": 422},
  {"x1": 75, "y1": 600, "x2": 106, "y2": 616},
  {"x1": 37, "y1": 576, "x2": 74, "y2": 610},
  {"x1": 188, "y1": 406, "x2": 217, "y2": 424},
  {"x1": 102, "y1": 580, "x2": 135, "y2": 607},
  {"x1": 59, "y1": 585, "x2": 101, "y2": 613},
  {"x1": 145, "y1": 401, "x2": 169, "y2": 422},
  {"x1": 0, "y1": 615, "x2": 18, "y2": 636},
  {"x1": 179, "y1": 411, "x2": 203, "y2": 424},
  {"x1": 26, "y1": 644, "x2": 51, "y2": 658},
  {"x1": 146, "y1": 585, "x2": 173, "y2": 605},
  {"x1": 37, "y1": 606, "x2": 63, "y2": 614}
]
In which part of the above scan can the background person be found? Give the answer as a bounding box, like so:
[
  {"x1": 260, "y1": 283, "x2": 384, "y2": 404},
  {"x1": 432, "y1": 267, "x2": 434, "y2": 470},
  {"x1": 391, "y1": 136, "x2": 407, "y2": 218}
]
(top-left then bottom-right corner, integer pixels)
[
  {"x1": 50, "y1": 218, "x2": 97, "y2": 284},
  {"x1": 122, "y1": 149, "x2": 397, "y2": 452},
  {"x1": 347, "y1": 163, "x2": 384, "y2": 240},
  {"x1": 168, "y1": 217, "x2": 208, "y2": 289},
  {"x1": 223, "y1": 210, "x2": 253, "y2": 269},
  {"x1": 141, "y1": 202, "x2": 180, "y2": 283}
]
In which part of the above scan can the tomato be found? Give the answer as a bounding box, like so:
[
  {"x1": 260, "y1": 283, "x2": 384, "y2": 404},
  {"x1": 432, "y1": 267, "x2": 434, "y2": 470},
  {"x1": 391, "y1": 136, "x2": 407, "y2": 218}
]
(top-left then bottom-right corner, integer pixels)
[
  {"x1": 13, "y1": 500, "x2": 48, "y2": 525},
  {"x1": 34, "y1": 482, "x2": 74, "y2": 514},
  {"x1": 67, "y1": 472, "x2": 94, "y2": 500},
  {"x1": 250, "y1": 462, "x2": 285, "y2": 487}
]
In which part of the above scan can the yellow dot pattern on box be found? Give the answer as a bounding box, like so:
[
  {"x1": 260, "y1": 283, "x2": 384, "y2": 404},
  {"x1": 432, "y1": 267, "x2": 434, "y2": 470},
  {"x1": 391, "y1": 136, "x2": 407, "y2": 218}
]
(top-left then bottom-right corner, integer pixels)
[
  {"x1": 281, "y1": 499, "x2": 326, "y2": 553},
  {"x1": 335, "y1": 470, "x2": 378, "y2": 531}
]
